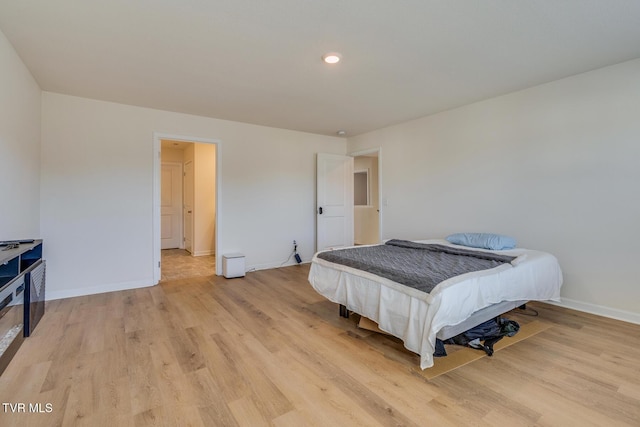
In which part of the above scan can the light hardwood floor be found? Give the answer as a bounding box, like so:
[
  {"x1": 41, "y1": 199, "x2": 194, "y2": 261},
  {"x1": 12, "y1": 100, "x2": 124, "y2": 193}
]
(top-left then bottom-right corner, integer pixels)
[{"x1": 1, "y1": 264, "x2": 639, "y2": 426}]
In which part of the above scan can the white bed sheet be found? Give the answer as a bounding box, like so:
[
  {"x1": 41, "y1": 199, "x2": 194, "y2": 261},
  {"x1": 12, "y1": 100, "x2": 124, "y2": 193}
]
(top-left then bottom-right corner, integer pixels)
[{"x1": 308, "y1": 239, "x2": 563, "y2": 369}]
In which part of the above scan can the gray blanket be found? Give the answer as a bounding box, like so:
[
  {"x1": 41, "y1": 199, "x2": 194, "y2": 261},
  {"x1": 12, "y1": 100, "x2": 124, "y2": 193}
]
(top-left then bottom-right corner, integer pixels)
[{"x1": 316, "y1": 239, "x2": 517, "y2": 294}]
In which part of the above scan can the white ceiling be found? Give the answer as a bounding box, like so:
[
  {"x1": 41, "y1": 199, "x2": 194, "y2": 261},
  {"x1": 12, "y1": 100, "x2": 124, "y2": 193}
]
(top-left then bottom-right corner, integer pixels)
[
  {"x1": 2, "y1": 1, "x2": 640, "y2": 137},
  {"x1": 161, "y1": 139, "x2": 191, "y2": 151}
]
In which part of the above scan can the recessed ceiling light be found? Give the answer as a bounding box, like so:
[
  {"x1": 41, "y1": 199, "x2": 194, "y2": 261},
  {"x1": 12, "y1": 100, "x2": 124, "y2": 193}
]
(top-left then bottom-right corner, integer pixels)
[
  {"x1": 322, "y1": 52, "x2": 341, "y2": 64},
  {"x1": 337, "y1": 130, "x2": 346, "y2": 136}
]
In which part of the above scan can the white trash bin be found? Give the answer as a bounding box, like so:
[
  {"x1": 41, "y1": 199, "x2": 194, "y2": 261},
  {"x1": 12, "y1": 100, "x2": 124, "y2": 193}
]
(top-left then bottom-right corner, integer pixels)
[{"x1": 222, "y1": 253, "x2": 245, "y2": 278}]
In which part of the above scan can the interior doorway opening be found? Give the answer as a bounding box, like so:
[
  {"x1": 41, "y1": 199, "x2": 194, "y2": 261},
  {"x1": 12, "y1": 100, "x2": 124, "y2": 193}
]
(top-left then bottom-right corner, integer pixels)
[
  {"x1": 153, "y1": 133, "x2": 221, "y2": 283},
  {"x1": 351, "y1": 148, "x2": 381, "y2": 245}
]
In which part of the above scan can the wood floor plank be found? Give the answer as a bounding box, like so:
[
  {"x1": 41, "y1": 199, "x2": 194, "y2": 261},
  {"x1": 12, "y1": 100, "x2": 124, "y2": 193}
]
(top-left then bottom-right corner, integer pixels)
[
  {"x1": 198, "y1": 403, "x2": 239, "y2": 427},
  {"x1": 154, "y1": 357, "x2": 198, "y2": 408},
  {"x1": 1, "y1": 263, "x2": 639, "y2": 427},
  {"x1": 271, "y1": 349, "x2": 387, "y2": 427},
  {"x1": 125, "y1": 331, "x2": 163, "y2": 416},
  {"x1": 167, "y1": 327, "x2": 207, "y2": 374},
  {"x1": 227, "y1": 396, "x2": 271, "y2": 427},
  {"x1": 271, "y1": 408, "x2": 327, "y2": 427},
  {"x1": 188, "y1": 368, "x2": 239, "y2": 426},
  {"x1": 201, "y1": 333, "x2": 253, "y2": 403},
  {"x1": 280, "y1": 305, "x2": 442, "y2": 406},
  {"x1": 218, "y1": 340, "x2": 294, "y2": 421},
  {"x1": 272, "y1": 323, "x2": 420, "y2": 426}
]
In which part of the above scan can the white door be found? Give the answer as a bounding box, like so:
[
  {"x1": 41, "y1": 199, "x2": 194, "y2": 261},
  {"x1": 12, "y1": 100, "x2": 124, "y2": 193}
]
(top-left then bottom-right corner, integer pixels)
[
  {"x1": 183, "y1": 160, "x2": 194, "y2": 254},
  {"x1": 161, "y1": 163, "x2": 183, "y2": 249},
  {"x1": 316, "y1": 153, "x2": 354, "y2": 251}
]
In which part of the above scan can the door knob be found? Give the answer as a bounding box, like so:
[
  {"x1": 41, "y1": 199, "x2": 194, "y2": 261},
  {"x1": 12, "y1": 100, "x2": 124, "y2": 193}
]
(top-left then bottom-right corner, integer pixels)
[{"x1": 319, "y1": 207, "x2": 323, "y2": 215}]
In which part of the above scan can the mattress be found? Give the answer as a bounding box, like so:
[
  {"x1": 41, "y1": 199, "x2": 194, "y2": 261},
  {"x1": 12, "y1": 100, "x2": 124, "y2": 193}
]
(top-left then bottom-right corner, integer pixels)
[{"x1": 308, "y1": 239, "x2": 563, "y2": 369}]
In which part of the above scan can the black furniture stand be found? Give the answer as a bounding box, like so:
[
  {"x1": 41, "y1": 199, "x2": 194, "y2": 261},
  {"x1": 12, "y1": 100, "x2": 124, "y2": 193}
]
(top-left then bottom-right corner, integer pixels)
[{"x1": 0, "y1": 240, "x2": 45, "y2": 375}]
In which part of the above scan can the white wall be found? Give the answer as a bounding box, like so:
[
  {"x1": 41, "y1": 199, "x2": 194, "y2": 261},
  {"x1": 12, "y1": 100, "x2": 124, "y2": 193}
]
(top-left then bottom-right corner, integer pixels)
[
  {"x1": 193, "y1": 143, "x2": 216, "y2": 256},
  {"x1": 161, "y1": 147, "x2": 184, "y2": 163},
  {"x1": 0, "y1": 29, "x2": 41, "y2": 239},
  {"x1": 41, "y1": 92, "x2": 345, "y2": 299},
  {"x1": 348, "y1": 59, "x2": 640, "y2": 322}
]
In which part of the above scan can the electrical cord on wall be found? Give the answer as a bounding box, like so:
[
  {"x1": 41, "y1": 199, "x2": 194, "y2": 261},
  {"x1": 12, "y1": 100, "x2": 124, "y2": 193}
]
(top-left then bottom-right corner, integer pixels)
[
  {"x1": 279, "y1": 250, "x2": 295, "y2": 267},
  {"x1": 294, "y1": 241, "x2": 302, "y2": 263},
  {"x1": 280, "y1": 240, "x2": 302, "y2": 266}
]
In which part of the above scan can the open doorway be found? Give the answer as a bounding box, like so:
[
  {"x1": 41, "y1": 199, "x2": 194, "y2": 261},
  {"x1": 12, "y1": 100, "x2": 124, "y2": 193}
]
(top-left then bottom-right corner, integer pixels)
[
  {"x1": 351, "y1": 148, "x2": 381, "y2": 245},
  {"x1": 153, "y1": 133, "x2": 221, "y2": 283}
]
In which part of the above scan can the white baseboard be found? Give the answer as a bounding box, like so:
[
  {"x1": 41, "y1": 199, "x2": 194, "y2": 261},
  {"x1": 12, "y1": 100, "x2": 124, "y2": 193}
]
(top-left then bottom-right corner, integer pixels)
[
  {"x1": 45, "y1": 279, "x2": 155, "y2": 301},
  {"x1": 245, "y1": 258, "x2": 310, "y2": 273},
  {"x1": 192, "y1": 250, "x2": 215, "y2": 256},
  {"x1": 546, "y1": 297, "x2": 640, "y2": 325}
]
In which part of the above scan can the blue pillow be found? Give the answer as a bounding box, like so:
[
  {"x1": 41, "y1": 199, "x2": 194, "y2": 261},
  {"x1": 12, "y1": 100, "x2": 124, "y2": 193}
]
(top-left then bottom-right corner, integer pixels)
[{"x1": 446, "y1": 233, "x2": 516, "y2": 250}]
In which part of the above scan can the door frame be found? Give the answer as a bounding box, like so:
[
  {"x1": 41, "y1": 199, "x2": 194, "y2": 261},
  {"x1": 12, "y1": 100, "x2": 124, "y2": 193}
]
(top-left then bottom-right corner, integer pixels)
[
  {"x1": 153, "y1": 132, "x2": 222, "y2": 283},
  {"x1": 349, "y1": 147, "x2": 383, "y2": 243},
  {"x1": 182, "y1": 159, "x2": 193, "y2": 254}
]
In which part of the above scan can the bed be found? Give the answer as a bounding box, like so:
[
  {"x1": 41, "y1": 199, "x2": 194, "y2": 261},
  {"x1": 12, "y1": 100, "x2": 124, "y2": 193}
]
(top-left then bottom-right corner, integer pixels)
[{"x1": 307, "y1": 238, "x2": 563, "y2": 369}]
